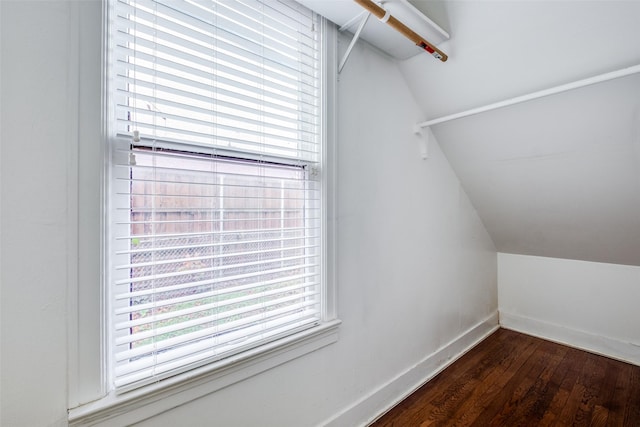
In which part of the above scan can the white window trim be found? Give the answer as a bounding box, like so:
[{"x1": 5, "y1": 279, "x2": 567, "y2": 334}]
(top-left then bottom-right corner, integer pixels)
[
  {"x1": 67, "y1": 2, "x2": 339, "y2": 425},
  {"x1": 68, "y1": 320, "x2": 340, "y2": 426}
]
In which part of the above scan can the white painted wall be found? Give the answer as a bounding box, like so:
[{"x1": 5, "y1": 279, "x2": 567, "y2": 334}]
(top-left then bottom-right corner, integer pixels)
[
  {"x1": 1, "y1": 1, "x2": 74, "y2": 426},
  {"x1": 430, "y1": 73, "x2": 640, "y2": 267},
  {"x1": 0, "y1": 1, "x2": 497, "y2": 426},
  {"x1": 401, "y1": 0, "x2": 640, "y2": 119},
  {"x1": 398, "y1": 1, "x2": 640, "y2": 268},
  {"x1": 498, "y1": 253, "x2": 640, "y2": 365}
]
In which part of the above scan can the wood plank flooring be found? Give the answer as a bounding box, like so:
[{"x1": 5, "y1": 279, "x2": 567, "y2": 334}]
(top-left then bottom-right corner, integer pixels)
[{"x1": 370, "y1": 329, "x2": 640, "y2": 426}]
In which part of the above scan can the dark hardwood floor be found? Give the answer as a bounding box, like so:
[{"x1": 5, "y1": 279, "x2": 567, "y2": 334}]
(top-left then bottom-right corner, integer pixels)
[{"x1": 370, "y1": 329, "x2": 640, "y2": 426}]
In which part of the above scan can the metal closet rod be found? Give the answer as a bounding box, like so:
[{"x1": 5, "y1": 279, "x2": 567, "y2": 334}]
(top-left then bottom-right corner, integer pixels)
[
  {"x1": 417, "y1": 64, "x2": 640, "y2": 129},
  {"x1": 353, "y1": 0, "x2": 448, "y2": 62}
]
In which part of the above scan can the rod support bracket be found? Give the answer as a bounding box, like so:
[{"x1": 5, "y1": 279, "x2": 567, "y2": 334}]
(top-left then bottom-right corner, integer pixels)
[
  {"x1": 338, "y1": 11, "x2": 371, "y2": 73},
  {"x1": 414, "y1": 125, "x2": 429, "y2": 160}
]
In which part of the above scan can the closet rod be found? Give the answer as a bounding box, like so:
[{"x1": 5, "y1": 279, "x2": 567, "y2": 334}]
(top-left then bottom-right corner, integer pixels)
[
  {"x1": 353, "y1": 0, "x2": 447, "y2": 62},
  {"x1": 416, "y1": 64, "x2": 640, "y2": 129}
]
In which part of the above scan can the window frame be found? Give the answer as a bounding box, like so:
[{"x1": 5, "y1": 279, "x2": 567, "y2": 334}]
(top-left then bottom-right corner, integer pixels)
[{"x1": 67, "y1": 1, "x2": 338, "y2": 424}]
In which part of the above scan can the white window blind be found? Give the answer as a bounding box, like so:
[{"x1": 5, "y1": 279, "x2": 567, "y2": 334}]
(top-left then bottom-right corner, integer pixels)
[{"x1": 110, "y1": 0, "x2": 323, "y2": 391}]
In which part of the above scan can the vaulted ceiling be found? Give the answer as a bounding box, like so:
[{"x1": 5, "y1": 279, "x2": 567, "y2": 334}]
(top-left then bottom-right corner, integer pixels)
[
  {"x1": 398, "y1": 1, "x2": 640, "y2": 266},
  {"x1": 305, "y1": 0, "x2": 640, "y2": 266}
]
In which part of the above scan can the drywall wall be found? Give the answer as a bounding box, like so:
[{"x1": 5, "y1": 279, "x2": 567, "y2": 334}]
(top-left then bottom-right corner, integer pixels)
[
  {"x1": 400, "y1": 0, "x2": 640, "y2": 265},
  {"x1": 0, "y1": 1, "x2": 73, "y2": 425},
  {"x1": 430, "y1": 72, "x2": 640, "y2": 267},
  {"x1": 401, "y1": 0, "x2": 640, "y2": 120},
  {"x1": 399, "y1": 1, "x2": 640, "y2": 268},
  {"x1": 0, "y1": 1, "x2": 497, "y2": 425},
  {"x1": 499, "y1": 253, "x2": 640, "y2": 365}
]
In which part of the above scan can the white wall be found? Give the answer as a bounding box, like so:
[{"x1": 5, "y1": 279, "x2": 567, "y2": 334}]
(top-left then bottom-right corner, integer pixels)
[
  {"x1": 429, "y1": 73, "x2": 640, "y2": 267},
  {"x1": 398, "y1": 2, "x2": 640, "y2": 269},
  {"x1": 1, "y1": 1, "x2": 73, "y2": 426},
  {"x1": 499, "y1": 253, "x2": 640, "y2": 365},
  {"x1": 0, "y1": 1, "x2": 498, "y2": 426},
  {"x1": 401, "y1": 1, "x2": 640, "y2": 119}
]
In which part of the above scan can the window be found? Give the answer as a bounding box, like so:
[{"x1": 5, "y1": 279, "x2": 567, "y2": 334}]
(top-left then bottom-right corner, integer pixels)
[{"x1": 107, "y1": 0, "x2": 336, "y2": 393}]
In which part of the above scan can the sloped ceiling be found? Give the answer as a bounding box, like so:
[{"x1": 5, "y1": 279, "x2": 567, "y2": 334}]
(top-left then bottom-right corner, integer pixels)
[{"x1": 397, "y1": 1, "x2": 640, "y2": 266}]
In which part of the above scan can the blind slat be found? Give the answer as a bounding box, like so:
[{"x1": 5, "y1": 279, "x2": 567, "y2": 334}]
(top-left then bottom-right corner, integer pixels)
[
  {"x1": 115, "y1": 44, "x2": 318, "y2": 104},
  {"x1": 118, "y1": 0, "x2": 319, "y2": 64},
  {"x1": 114, "y1": 2, "x2": 321, "y2": 159},
  {"x1": 114, "y1": 314, "x2": 320, "y2": 388},
  {"x1": 110, "y1": 0, "x2": 323, "y2": 391},
  {"x1": 116, "y1": 234, "x2": 313, "y2": 256},
  {"x1": 115, "y1": 81, "x2": 319, "y2": 134},
  {"x1": 116, "y1": 273, "x2": 318, "y2": 329},
  {"x1": 115, "y1": 65, "x2": 319, "y2": 120},
  {"x1": 115, "y1": 122, "x2": 319, "y2": 161},
  {"x1": 114, "y1": 262, "x2": 320, "y2": 315},
  {"x1": 116, "y1": 243, "x2": 315, "y2": 270},
  {"x1": 114, "y1": 253, "x2": 317, "y2": 287},
  {"x1": 121, "y1": 176, "x2": 319, "y2": 192},
  {"x1": 115, "y1": 300, "x2": 320, "y2": 361},
  {"x1": 115, "y1": 76, "x2": 318, "y2": 128},
  {"x1": 115, "y1": 288, "x2": 320, "y2": 345},
  {"x1": 117, "y1": 103, "x2": 318, "y2": 146},
  {"x1": 114, "y1": 22, "x2": 319, "y2": 90},
  {"x1": 115, "y1": 146, "x2": 319, "y2": 172},
  {"x1": 115, "y1": 225, "x2": 319, "y2": 241}
]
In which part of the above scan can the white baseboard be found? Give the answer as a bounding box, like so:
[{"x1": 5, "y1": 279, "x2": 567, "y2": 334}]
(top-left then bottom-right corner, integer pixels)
[
  {"x1": 499, "y1": 311, "x2": 640, "y2": 366},
  {"x1": 322, "y1": 312, "x2": 500, "y2": 427}
]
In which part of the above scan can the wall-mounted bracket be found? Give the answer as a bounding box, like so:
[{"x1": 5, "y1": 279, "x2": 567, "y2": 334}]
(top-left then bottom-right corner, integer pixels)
[
  {"x1": 338, "y1": 11, "x2": 371, "y2": 73},
  {"x1": 413, "y1": 124, "x2": 429, "y2": 160}
]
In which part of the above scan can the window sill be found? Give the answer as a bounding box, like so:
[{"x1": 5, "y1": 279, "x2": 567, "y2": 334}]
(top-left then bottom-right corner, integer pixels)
[{"x1": 68, "y1": 319, "x2": 341, "y2": 427}]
